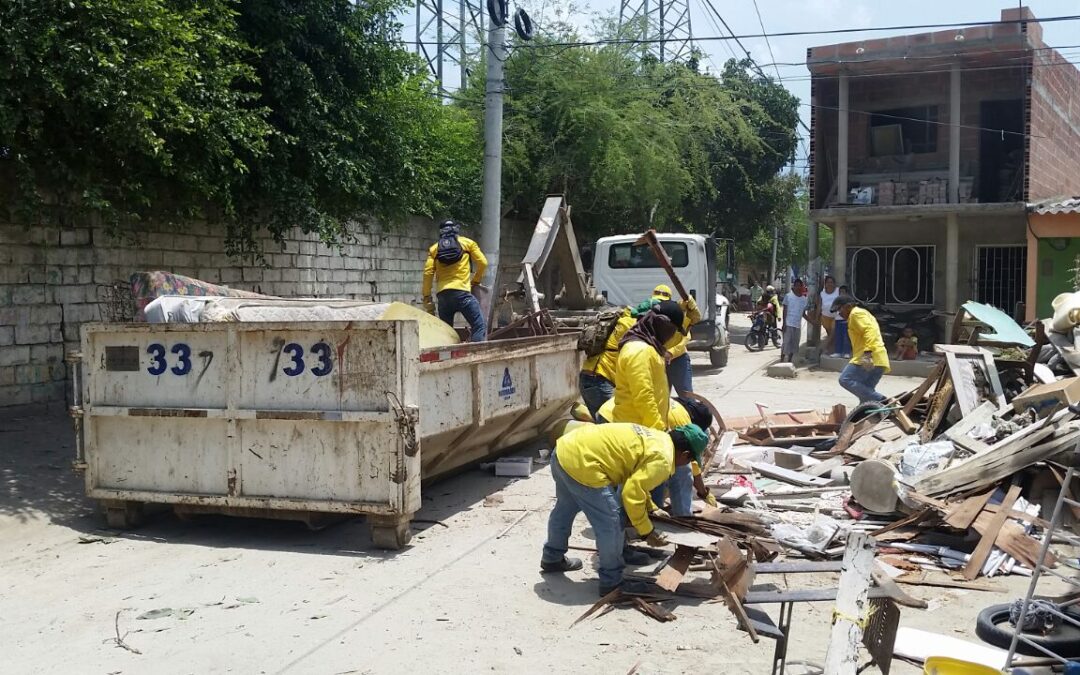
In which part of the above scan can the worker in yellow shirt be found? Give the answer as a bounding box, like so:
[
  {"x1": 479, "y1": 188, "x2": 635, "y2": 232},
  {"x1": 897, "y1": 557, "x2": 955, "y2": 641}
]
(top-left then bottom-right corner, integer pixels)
[
  {"x1": 636, "y1": 284, "x2": 701, "y2": 394},
  {"x1": 578, "y1": 309, "x2": 637, "y2": 420},
  {"x1": 598, "y1": 395, "x2": 717, "y2": 515},
  {"x1": 540, "y1": 422, "x2": 708, "y2": 596},
  {"x1": 421, "y1": 220, "x2": 488, "y2": 341},
  {"x1": 610, "y1": 300, "x2": 685, "y2": 431},
  {"x1": 832, "y1": 294, "x2": 891, "y2": 403}
]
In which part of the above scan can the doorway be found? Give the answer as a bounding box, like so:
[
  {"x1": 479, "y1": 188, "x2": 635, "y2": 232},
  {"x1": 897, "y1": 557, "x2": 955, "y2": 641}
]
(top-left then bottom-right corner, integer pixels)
[{"x1": 978, "y1": 100, "x2": 1024, "y2": 203}]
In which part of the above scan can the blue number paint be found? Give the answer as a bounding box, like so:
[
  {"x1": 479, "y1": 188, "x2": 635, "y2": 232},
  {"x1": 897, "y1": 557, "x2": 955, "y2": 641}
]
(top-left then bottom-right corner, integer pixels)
[
  {"x1": 147, "y1": 343, "x2": 167, "y2": 375},
  {"x1": 171, "y1": 343, "x2": 192, "y2": 376},
  {"x1": 310, "y1": 342, "x2": 333, "y2": 377},
  {"x1": 282, "y1": 343, "x2": 305, "y2": 376}
]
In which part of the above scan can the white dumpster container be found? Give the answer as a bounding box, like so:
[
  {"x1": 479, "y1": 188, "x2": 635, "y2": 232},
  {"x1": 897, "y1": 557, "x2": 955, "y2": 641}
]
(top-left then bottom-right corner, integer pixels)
[{"x1": 75, "y1": 321, "x2": 579, "y2": 548}]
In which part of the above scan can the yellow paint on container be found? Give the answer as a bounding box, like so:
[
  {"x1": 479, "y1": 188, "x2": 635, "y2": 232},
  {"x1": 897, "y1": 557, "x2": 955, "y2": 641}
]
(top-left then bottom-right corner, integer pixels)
[
  {"x1": 922, "y1": 657, "x2": 999, "y2": 675},
  {"x1": 379, "y1": 302, "x2": 461, "y2": 349}
]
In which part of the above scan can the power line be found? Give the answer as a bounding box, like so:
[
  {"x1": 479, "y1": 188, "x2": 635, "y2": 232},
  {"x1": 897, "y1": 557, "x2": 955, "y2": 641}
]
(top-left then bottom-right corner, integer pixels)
[
  {"x1": 749, "y1": 0, "x2": 782, "y2": 81},
  {"x1": 512, "y1": 14, "x2": 1080, "y2": 50}
]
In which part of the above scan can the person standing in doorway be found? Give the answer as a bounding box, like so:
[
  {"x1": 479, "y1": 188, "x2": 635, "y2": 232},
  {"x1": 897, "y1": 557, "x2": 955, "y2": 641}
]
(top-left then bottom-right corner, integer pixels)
[
  {"x1": 780, "y1": 279, "x2": 810, "y2": 363},
  {"x1": 832, "y1": 295, "x2": 891, "y2": 403},
  {"x1": 749, "y1": 280, "x2": 763, "y2": 309},
  {"x1": 818, "y1": 276, "x2": 840, "y2": 353},
  {"x1": 422, "y1": 220, "x2": 488, "y2": 341}
]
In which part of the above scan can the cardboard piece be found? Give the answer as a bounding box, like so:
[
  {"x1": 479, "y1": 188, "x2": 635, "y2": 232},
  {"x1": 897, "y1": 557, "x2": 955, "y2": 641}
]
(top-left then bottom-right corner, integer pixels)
[{"x1": 1012, "y1": 377, "x2": 1080, "y2": 415}]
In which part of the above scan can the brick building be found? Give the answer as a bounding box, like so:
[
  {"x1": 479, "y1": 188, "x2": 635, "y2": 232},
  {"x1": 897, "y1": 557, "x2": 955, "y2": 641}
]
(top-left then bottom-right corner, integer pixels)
[
  {"x1": 806, "y1": 6, "x2": 1080, "y2": 324},
  {"x1": 0, "y1": 217, "x2": 530, "y2": 407}
]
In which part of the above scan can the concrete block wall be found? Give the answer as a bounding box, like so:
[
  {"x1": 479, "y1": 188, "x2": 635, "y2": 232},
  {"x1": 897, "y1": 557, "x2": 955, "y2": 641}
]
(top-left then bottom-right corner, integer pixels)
[{"x1": 0, "y1": 216, "x2": 530, "y2": 406}]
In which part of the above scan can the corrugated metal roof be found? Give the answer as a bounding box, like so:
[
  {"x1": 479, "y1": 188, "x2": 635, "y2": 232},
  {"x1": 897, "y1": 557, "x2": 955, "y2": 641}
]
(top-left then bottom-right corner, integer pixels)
[{"x1": 1030, "y1": 197, "x2": 1080, "y2": 215}]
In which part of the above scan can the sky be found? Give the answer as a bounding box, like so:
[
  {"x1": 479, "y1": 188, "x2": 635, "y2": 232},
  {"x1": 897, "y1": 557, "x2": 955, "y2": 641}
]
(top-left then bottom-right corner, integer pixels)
[{"x1": 398, "y1": 0, "x2": 1080, "y2": 168}]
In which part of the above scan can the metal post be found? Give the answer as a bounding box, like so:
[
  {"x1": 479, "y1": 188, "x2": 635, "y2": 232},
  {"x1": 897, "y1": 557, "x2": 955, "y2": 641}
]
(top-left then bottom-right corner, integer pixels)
[
  {"x1": 479, "y1": 15, "x2": 506, "y2": 292},
  {"x1": 659, "y1": 0, "x2": 666, "y2": 62},
  {"x1": 808, "y1": 221, "x2": 821, "y2": 345},
  {"x1": 837, "y1": 74, "x2": 849, "y2": 204},
  {"x1": 436, "y1": 0, "x2": 444, "y2": 86},
  {"x1": 770, "y1": 224, "x2": 779, "y2": 286},
  {"x1": 459, "y1": 0, "x2": 467, "y2": 88},
  {"x1": 949, "y1": 64, "x2": 961, "y2": 204}
]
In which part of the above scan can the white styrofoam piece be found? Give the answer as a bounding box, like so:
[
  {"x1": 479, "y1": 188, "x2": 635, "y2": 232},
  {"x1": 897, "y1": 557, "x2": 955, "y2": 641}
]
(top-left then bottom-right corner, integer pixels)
[{"x1": 892, "y1": 627, "x2": 1007, "y2": 669}]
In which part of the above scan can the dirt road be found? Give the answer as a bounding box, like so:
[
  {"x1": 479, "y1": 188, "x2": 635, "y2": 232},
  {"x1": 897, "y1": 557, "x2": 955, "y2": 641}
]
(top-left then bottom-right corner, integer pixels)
[{"x1": 0, "y1": 316, "x2": 1037, "y2": 673}]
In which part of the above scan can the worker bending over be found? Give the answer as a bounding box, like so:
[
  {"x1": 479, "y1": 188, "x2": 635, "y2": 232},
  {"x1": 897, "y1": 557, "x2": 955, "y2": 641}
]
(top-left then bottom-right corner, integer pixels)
[
  {"x1": 832, "y1": 294, "x2": 891, "y2": 403},
  {"x1": 598, "y1": 395, "x2": 716, "y2": 515},
  {"x1": 636, "y1": 284, "x2": 701, "y2": 394},
  {"x1": 610, "y1": 300, "x2": 685, "y2": 431},
  {"x1": 540, "y1": 422, "x2": 708, "y2": 596},
  {"x1": 421, "y1": 220, "x2": 488, "y2": 341},
  {"x1": 578, "y1": 308, "x2": 638, "y2": 420}
]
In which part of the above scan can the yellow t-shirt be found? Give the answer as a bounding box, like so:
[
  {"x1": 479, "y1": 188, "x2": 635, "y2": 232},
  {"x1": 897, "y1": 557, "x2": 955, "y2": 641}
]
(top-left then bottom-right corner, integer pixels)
[
  {"x1": 847, "y1": 307, "x2": 891, "y2": 372},
  {"x1": 555, "y1": 423, "x2": 674, "y2": 535},
  {"x1": 611, "y1": 340, "x2": 670, "y2": 431},
  {"x1": 421, "y1": 236, "x2": 488, "y2": 297}
]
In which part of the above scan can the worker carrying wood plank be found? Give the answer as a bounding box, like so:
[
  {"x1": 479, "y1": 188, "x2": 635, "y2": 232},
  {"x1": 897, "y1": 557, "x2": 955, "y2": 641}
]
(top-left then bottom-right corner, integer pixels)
[
  {"x1": 540, "y1": 422, "x2": 708, "y2": 596},
  {"x1": 421, "y1": 219, "x2": 488, "y2": 341},
  {"x1": 597, "y1": 396, "x2": 717, "y2": 514}
]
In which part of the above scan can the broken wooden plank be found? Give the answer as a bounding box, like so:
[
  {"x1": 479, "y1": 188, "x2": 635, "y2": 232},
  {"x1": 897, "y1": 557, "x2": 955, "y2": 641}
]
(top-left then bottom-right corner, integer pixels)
[
  {"x1": 943, "y1": 488, "x2": 996, "y2": 530},
  {"x1": 892, "y1": 408, "x2": 918, "y2": 435},
  {"x1": 824, "y1": 533, "x2": 877, "y2": 675},
  {"x1": 895, "y1": 571, "x2": 1000, "y2": 592},
  {"x1": 712, "y1": 556, "x2": 758, "y2": 643},
  {"x1": 920, "y1": 375, "x2": 955, "y2": 443},
  {"x1": 943, "y1": 401, "x2": 998, "y2": 455},
  {"x1": 902, "y1": 361, "x2": 946, "y2": 417},
  {"x1": 655, "y1": 545, "x2": 695, "y2": 592},
  {"x1": 750, "y1": 462, "x2": 832, "y2": 487},
  {"x1": 963, "y1": 484, "x2": 1022, "y2": 580},
  {"x1": 871, "y1": 564, "x2": 928, "y2": 609},
  {"x1": 971, "y1": 509, "x2": 1055, "y2": 569}
]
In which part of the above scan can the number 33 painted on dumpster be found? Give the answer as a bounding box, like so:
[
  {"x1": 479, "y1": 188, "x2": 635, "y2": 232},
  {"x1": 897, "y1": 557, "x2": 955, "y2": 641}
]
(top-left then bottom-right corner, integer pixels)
[
  {"x1": 147, "y1": 343, "x2": 191, "y2": 376},
  {"x1": 282, "y1": 342, "x2": 333, "y2": 377}
]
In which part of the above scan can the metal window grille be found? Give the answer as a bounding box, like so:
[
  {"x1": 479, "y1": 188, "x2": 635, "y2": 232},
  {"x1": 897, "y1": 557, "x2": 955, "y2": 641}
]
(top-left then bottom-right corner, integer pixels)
[
  {"x1": 975, "y1": 245, "x2": 1027, "y2": 314},
  {"x1": 848, "y1": 246, "x2": 935, "y2": 306}
]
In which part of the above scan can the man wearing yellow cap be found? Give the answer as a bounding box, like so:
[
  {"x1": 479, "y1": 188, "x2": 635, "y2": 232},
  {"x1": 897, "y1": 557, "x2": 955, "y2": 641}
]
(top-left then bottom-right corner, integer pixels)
[
  {"x1": 635, "y1": 284, "x2": 701, "y2": 394},
  {"x1": 540, "y1": 422, "x2": 709, "y2": 596}
]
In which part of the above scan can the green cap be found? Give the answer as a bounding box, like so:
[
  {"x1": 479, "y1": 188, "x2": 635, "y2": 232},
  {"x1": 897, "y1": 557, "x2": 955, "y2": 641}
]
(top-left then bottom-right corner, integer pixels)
[{"x1": 675, "y1": 423, "x2": 708, "y2": 465}]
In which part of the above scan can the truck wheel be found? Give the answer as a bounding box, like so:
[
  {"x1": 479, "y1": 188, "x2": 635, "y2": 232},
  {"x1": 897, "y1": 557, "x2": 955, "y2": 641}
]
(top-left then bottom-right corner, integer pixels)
[
  {"x1": 710, "y1": 346, "x2": 728, "y2": 368},
  {"x1": 102, "y1": 500, "x2": 145, "y2": 529},
  {"x1": 369, "y1": 514, "x2": 413, "y2": 550}
]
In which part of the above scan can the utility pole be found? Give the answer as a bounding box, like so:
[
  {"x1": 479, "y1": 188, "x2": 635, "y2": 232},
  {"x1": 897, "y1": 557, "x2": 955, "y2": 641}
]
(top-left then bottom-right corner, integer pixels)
[
  {"x1": 769, "y1": 224, "x2": 779, "y2": 286},
  {"x1": 479, "y1": 15, "x2": 506, "y2": 294}
]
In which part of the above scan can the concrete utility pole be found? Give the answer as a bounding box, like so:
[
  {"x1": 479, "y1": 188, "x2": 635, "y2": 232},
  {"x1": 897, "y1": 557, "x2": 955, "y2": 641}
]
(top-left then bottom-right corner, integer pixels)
[
  {"x1": 479, "y1": 17, "x2": 506, "y2": 291},
  {"x1": 769, "y1": 224, "x2": 779, "y2": 286}
]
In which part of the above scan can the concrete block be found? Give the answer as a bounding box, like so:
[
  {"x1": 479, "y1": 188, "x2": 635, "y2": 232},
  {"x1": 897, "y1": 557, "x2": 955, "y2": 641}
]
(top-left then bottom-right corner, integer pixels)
[
  {"x1": 0, "y1": 265, "x2": 27, "y2": 284},
  {"x1": 15, "y1": 323, "x2": 52, "y2": 345},
  {"x1": 218, "y1": 268, "x2": 242, "y2": 283},
  {"x1": 50, "y1": 285, "x2": 85, "y2": 305},
  {"x1": 0, "y1": 327, "x2": 14, "y2": 347},
  {"x1": 198, "y1": 237, "x2": 226, "y2": 253},
  {"x1": 173, "y1": 234, "x2": 199, "y2": 251},
  {"x1": 59, "y1": 228, "x2": 92, "y2": 247},
  {"x1": 767, "y1": 362, "x2": 798, "y2": 379},
  {"x1": 241, "y1": 266, "x2": 263, "y2": 282},
  {"x1": 0, "y1": 384, "x2": 34, "y2": 406},
  {"x1": 12, "y1": 286, "x2": 46, "y2": 305},
  {"x1": 0, "y1": 346, "x2": 31, "y2": 366},
  {"x1": 0, "y1": 366, "x2": 14, "y2": 386},
  {"x1": 30, "y1": 343, "x2": 62, "y2": 363},
  {"x1": 31, "y1": 305, "x2": 63, "y2": 325}
]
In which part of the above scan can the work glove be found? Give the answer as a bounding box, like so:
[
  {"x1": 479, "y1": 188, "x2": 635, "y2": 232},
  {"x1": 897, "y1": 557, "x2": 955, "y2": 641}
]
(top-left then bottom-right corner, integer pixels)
[
  {"x1": 422, "y1": 296, "x2": 436, "y2": 315},
  {"x1": 681, "y1": 295, "x2": 698, "y2": 314},
  {"x1": 644, "y1": 530, "x2": 669, "y2": 547},
  {"x1": 859, "y1": 352, "x2": 874, "y2": 371},
  {"x1": 701, "y1": 492, "x2": 718, "y2": 508}
]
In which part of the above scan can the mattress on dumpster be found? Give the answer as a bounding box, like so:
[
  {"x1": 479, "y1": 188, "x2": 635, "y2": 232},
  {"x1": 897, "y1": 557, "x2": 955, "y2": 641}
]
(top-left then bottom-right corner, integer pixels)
[
  {"x1": 145, "y1": 296, "x2": 461, "y2": 349},
  {"x1": 130, "y1": 271, "x2": 268, "y2": 320}
]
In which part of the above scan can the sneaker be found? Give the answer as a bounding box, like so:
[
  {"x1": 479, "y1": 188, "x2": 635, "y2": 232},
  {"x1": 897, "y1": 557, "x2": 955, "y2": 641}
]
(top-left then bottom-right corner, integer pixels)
[
  {"x1": 540, "y1": 556, "x2": 583, "y2": 573},
  {"x1": 598, "y1": 580, "x2": 654, "y2": 597},
  {"x1": 623, "y1": 546, "x2": 652, "y2": 566}
]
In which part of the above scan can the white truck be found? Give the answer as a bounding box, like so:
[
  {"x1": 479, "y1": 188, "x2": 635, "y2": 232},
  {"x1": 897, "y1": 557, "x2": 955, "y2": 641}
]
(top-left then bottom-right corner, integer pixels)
[{"x1": 591, "y1": 233, "x2": 730, "y2": 367}]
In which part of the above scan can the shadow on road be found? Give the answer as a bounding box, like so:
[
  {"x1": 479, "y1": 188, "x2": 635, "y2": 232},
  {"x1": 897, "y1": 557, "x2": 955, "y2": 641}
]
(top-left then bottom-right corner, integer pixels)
[{"x1": 0, "y1": 403, "x2": 519, "y2": 558}]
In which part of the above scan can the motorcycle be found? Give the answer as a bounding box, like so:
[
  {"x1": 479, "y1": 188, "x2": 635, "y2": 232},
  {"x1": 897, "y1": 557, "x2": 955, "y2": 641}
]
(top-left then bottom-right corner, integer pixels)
[{"x1": 745, "y1": 310, "x2": 782, "y2": 352}]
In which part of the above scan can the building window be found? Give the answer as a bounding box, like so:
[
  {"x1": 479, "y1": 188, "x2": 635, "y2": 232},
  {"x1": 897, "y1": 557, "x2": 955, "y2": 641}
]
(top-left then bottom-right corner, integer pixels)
[
  {"x1": 608, "y1": 242, "x2": 689, "y2": 269},
  {"x1": 975, "y1": 245, "x2": 1027, "y2": 315},
  {"x1": 848, "y1": 245, "x2": 935, "y2": 305},
  {"x1": 869, "y1": 105, "x2": 939, "y2": 155}
]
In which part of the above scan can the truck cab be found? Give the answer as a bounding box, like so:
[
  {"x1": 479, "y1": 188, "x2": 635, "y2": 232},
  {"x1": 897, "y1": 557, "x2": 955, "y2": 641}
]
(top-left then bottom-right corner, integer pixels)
[{"x1": 591, "y1": 233, "x2": 730, "y2": 367}]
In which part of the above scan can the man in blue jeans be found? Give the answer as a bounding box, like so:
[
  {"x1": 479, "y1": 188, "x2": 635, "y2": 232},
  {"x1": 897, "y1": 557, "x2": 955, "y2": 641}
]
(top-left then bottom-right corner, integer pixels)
[
  {"x1": 539, "y1": 422, "x2": 707, "y2": 596},
  {"x1": 422, "y1": 220, "x2": 489, "y2": 341},
  {"x1": 833, "y1": 294, "x2": 891, "y2": 403}
]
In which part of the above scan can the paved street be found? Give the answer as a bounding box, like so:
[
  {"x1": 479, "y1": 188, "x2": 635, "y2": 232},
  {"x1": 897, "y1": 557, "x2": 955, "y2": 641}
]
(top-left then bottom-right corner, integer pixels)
[{"x1": 0, "y1": 315, "x2": 1036, "y2": 674}]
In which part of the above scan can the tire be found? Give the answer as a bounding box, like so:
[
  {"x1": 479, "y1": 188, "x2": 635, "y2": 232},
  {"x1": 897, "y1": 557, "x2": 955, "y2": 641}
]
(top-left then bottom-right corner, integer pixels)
[
  {"x1": 487, "y1": 0, "x2": 508, "y2": 26},
  {"x1": 975, "y1": 603, "x2": 1080, "y2": 657},
  {"x1": 513, "y1": 8, "x2": 534, "y2": 40},
  {"x1": 771, "y1": 330, "x2": 782, "y2": 349},
  {"x1": 745, "y1": 330, "x2": 763, "y2": 352},
  {"x1": 710, "y1": 346, "x2": 728, "y2": 368}
]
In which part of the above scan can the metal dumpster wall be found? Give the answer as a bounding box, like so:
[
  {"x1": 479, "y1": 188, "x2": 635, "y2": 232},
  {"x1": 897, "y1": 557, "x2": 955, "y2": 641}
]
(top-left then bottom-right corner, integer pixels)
[
  {"x1": 417, "y1": 334, "x2": 581, "y2": 480},
  {"x1": 80, "y1": 321, "x2": 421, "y2": 516}
]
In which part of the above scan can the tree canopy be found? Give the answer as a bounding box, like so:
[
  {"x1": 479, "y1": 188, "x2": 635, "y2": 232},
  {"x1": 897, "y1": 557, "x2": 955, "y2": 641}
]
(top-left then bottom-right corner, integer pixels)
[
  {"x1": 459, "y1": 18, "x2": 801, "y2": 241},
  {"x1": 0, "y1": 0, "x2": 481, "y2": 253}
]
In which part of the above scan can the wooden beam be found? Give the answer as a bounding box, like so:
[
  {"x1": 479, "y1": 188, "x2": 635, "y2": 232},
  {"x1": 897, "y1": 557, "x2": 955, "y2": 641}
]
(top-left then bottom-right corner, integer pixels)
[
  {"x1": 943, "y1": 488, "x2": 995, "y2": 530},
  {"x1": 963, "y1": 484, "x2": 1022, "y2": 580},
  {"x1": 824, "y1": 533, "x2": 877, "y2": 675},
  {"x1": 902, "y1": 362, "x2": 945, "y2": 417},
  {"x1": 656, "y1": 545, "x2": 695, "y2": 592}
]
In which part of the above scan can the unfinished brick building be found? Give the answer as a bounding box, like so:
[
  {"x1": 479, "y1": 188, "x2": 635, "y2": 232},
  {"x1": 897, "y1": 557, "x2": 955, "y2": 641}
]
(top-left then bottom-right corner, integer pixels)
[{"x1": 807, "y1": 6, "x2": 1080, "y2": 324}]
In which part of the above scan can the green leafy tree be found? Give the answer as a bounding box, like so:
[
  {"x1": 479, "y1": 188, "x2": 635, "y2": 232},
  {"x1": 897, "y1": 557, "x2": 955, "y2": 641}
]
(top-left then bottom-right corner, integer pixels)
[{"x1": 0, "y1": 0, "x2": 481, "y2": 253}]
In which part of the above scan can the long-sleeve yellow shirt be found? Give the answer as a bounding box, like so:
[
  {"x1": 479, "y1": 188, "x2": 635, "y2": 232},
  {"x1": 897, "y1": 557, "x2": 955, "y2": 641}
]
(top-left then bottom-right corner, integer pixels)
[
  {"x1": 580, "y1": 311, "x2": 636, "y2": 382},
  {"x1": 421, "y1": 236, "x2": 488, "y2": 297},
  {"x1": 667, "y1": 296, "x2": 702, "y2": 360},
  {"x1": 611, "y1": 340, "x2": 670, "y2": 431},
  {"x1": 555, "y1": 423, "x2": 674, "y2": 536},
  {"x1": 847, "y1": 306, "x2": 891, "y2": 373}
]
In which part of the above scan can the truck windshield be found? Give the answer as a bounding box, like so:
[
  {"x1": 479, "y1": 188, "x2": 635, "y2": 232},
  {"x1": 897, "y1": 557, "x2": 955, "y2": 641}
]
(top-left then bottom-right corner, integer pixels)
[{"x1": 607, "y1": 242, "x2": 689, "y2": 269}]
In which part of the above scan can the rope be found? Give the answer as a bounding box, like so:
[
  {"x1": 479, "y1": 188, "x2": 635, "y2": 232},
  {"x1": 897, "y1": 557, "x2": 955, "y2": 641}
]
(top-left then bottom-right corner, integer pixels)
[{"x1": 831, "y1": 603, "x2": 879, "y2": 630}]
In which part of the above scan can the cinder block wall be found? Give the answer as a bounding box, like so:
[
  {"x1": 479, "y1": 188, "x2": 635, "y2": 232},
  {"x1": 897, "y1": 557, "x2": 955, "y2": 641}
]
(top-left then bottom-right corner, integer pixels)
[
  {"x1": 0, "y1": 217, "x2": 530, "y2": 406},
  {"x1": 1027, "y1": 45, "x2": 1080, "y2": 201}
]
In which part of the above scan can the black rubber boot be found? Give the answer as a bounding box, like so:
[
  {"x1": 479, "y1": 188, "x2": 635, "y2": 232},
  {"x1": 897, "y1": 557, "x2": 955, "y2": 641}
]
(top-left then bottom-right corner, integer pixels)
[
  {"x1": 622, "y1": 546, "x2": 652, "y2": 566},
  {"x1": 540, "y1": 556, "x2": 584, "y2": 573}
]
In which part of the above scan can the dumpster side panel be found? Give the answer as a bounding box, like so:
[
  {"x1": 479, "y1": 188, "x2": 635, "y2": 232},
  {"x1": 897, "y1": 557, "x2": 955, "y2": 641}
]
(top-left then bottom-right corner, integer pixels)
[{"x1": 81, "y1": 321, "x2": 420, "y2": 516}]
